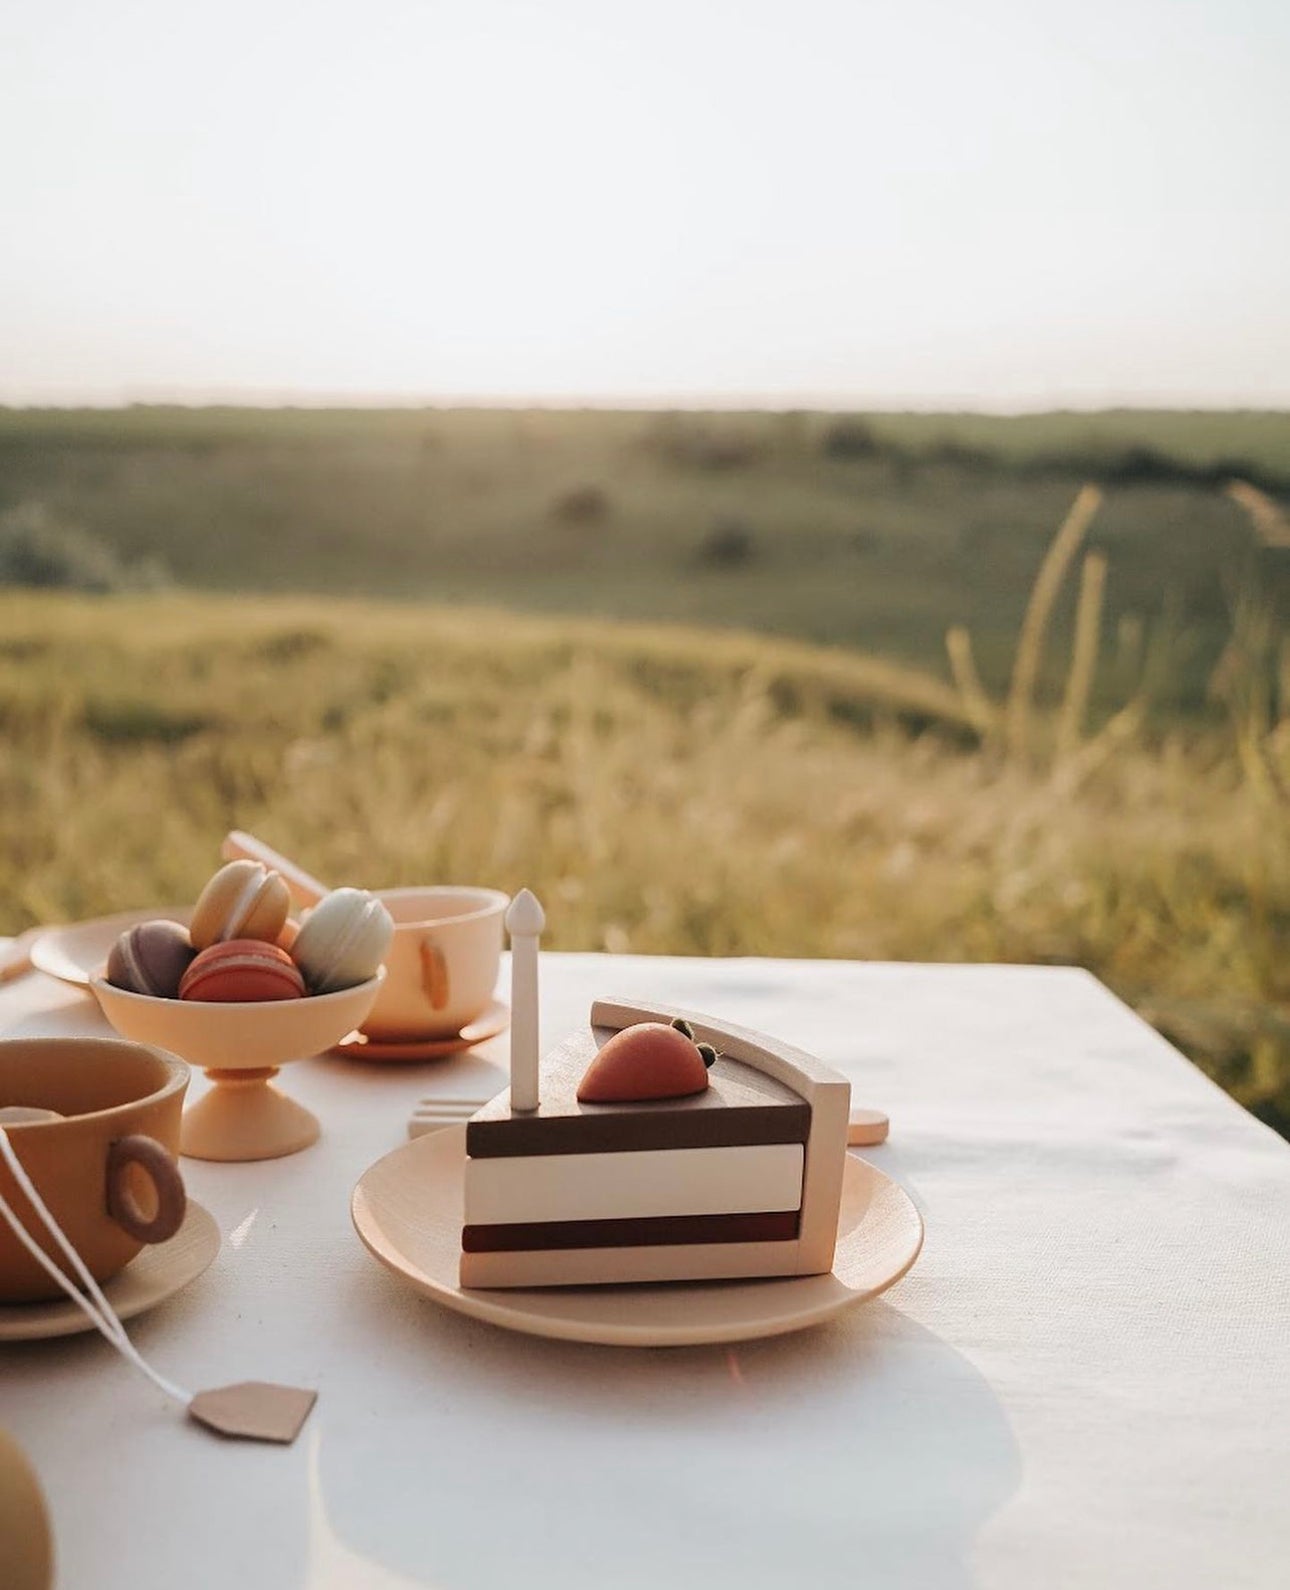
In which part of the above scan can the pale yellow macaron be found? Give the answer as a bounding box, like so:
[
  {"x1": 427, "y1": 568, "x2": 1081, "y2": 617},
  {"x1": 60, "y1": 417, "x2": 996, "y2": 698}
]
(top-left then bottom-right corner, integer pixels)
[{"x1": 190, "y1": 860, "x2": 291, "y2": 951}]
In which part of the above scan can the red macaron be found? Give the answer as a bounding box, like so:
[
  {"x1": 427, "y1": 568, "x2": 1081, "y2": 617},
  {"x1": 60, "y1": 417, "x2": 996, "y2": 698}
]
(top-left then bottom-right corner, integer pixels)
[{"x1": 178, "y1": 939, "x2": 306, "y2": 1003}]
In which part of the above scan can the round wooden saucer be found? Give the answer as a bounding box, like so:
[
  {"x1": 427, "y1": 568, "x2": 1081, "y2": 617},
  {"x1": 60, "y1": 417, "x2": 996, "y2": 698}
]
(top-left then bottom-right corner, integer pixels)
[
  {"x1": 0, "y1": 1201, "x2": 220, "y2": 1342},
  {"x1": 330, "y1": 999, "x2": 510, "y2": 1063},
  {"x1": 351, "y1": 1129, "x2": 923, "y2": 1348}
]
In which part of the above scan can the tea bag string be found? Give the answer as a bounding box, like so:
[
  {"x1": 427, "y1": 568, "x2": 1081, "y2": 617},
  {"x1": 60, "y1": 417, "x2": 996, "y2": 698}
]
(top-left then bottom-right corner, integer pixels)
[{"x1": 0, "y1": 1128, "x2": 191, "y2": 1406}]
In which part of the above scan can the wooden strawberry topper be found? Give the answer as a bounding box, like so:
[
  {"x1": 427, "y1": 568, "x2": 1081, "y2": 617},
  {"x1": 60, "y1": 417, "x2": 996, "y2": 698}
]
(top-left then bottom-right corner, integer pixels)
[{"x1": 576, "y1": 1018, "x2": 719, "y2": 1103}]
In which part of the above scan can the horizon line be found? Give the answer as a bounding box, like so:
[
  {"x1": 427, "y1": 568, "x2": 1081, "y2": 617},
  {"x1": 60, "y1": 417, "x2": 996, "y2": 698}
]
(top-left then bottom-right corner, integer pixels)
[{"x1": 3, "y1": 386, "x2": 1290, "y2": 416}]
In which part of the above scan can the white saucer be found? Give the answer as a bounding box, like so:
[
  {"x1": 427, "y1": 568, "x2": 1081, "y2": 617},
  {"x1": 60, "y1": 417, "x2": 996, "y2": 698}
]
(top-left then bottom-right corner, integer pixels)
[
  {"x1": 0, "y1": 1200, "x2": 220, "y2": 1342},
  {"x1": 352, "y1": 1128, "x2": 923, "y2": 1348},
  {"x1": 330, "y1": 999, "x2": 510, "y2": 1063},
  {"x1": 29, "y1": 907, "x2": 191, "y2": 990}
]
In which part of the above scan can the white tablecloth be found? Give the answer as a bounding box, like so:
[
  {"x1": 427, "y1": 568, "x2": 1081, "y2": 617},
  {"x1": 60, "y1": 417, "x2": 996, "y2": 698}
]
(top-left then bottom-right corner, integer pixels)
[{"x1": 1, "y1": 955, "x2": 1288, "y2": 1590}]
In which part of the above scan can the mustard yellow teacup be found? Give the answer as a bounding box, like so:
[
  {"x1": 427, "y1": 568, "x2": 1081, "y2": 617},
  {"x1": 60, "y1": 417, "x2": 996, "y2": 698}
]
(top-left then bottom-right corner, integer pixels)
[{"x1": 0, "y1": 1038, "x2": 188, "y2": 1304}]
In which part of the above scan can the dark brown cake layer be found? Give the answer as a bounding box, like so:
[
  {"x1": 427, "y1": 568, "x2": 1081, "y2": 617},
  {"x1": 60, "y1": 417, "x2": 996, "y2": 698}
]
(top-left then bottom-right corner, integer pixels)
[
  {"x1": 462, "y1": 1209, "x2": 801, "y2": 1253},
  {"x1": 467, "y1": 1028, "x2": 809, "y2": 1158}
]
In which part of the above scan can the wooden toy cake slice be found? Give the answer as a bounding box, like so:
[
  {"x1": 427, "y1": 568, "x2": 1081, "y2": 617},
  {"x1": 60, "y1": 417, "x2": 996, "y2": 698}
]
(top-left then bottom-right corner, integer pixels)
[{"x1": 460, "y1": 998, "x2": 850, "y2": 1289}]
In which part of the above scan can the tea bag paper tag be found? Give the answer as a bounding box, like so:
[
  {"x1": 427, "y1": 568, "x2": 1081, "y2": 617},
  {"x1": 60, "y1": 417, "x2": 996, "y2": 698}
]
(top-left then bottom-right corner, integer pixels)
[{"x1": 188, "y1": 1382, "x2": 317, "y2": 1445}]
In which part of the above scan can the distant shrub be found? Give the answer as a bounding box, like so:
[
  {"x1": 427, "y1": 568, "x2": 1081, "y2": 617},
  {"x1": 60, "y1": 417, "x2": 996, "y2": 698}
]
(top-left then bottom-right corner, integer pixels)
[
  {"x1": 254, "y1": 628, "x2": 332, "y2": 663},
  {"x1": 83, "y1": 698, "x2": 211, "y2": 745},
  {"x1": 922, "y1": 438, "x2": 995, "y2": 473},
  {"x1": 0, "y1": 502, "x2": 123, "y2": 591},
  {"x1": 822, "y1": 419, "x2": 881, "y2": 460},
  {"x1": 550, "y1": 485, "x2": 611, "y2": 526},
  {"x1": 366, "y1": 657, "x2": 409, "y2": 704},
  {"x1": 0, "y1": 637, "x2": 51, "y2": 660},
  {"x1": 688, "y1": 432, "x2": 765, "y2": 471},
  {"x1": 0, "y1": 501, "x2": 167, "y2": 592},
  {"x1": 1018, "y1": 444, "x2": 1290, "y2": 495},
  {"x1": 1092, "y1": 446, "x2": 1177, "y2": 485},
  {"x1": 1015, "y1": 445, "x2": 1179, "y2": 486},
  {"x1": 852, "y1": 528, "x2": 881, "y2": 554},
  {"x1": 822, "y1": 422, "x2": 998, "y2": 475},
  {"x1": 697, "y1": 518, "x2": 757, "y2": 567},
  {"x1": 645, "y1": 418, "x2": 768, "y2": 472}
]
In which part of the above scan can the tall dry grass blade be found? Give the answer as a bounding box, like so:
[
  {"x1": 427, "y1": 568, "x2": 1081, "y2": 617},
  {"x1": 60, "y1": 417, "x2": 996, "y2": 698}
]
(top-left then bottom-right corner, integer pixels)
[
  {"x1": 1234, "y1": 729, "x2": 1280, "y2": 804},
  {"x1": 1005, "y1": 484, "x2": 1102, "y2": 763},
  {"x1": 1049, "y1": 694, "x2": 1147, "y2": 798},
  {"x1": 1207, "y1": 637, "x2": 1241, "y2": 704},
  {"x1": 1056, "y1": 550, "x2": 1108, "y2": 764},
  {"x1": 1114, "y1": 612, "x2": 1144, "y2": 697},
  {"x1": 1226, "y1": 480, "x2": 1290, "y2": 549},
  {"x1": 1052, "y1": 594, "x2": 1176, "y2": 797},
  {"x1": 944, "y1": 626, "x2": 997, "y2": 739},
  {"x1": 1208, "y1": 581, "x2": 1288, "y2": 803}
]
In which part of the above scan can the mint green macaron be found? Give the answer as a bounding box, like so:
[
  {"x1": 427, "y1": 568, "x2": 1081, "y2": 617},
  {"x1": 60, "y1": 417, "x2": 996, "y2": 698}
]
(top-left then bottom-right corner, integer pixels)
[{"x1": 290, "y1": 888, "x2": 394, "y2": 994}]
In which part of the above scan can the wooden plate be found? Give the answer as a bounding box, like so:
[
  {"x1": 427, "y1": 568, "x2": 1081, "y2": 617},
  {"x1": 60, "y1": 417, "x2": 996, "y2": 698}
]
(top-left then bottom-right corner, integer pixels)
[
  {"x1": 352, "y1": 1128, "x2": 923, "y2": 1348},
  {"x1": 29, "y1": 907, "x2": 191, "y2": 990},
  {"x1": 0, "y1": 928, "x2": 41, "y2": 986},
  {"x1": 0, "y1": 1200, "x2": 220, "y2": 1342},
  {"x1": 329, "y1": 999, "x2": 510, "y2": 1063}
]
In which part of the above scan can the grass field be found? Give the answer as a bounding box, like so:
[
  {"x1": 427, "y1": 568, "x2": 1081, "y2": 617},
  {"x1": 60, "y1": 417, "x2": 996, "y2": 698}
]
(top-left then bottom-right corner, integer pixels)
[
  {"x1": 4, "y1": 405, "x2": 1289, "y2": 716},
  {"x1": 1, "y1": 586, "x2": 1287, "y2": 1136},
  {"x1": 1, "y1": 407, "x2": 1288, "y2": 1131}
]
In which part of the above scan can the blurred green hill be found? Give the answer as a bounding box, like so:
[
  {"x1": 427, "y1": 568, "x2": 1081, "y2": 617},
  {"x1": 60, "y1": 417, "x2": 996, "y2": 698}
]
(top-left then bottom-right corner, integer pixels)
[{"x1": 3, "y1": 405, "x2": 1287, "y2": 717}]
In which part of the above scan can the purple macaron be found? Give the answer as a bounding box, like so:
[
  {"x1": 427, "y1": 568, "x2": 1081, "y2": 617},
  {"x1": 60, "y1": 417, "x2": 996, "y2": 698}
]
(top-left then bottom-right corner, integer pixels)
[{"x1": 107, "y1": 920, "x2": 196, "y2": 999}]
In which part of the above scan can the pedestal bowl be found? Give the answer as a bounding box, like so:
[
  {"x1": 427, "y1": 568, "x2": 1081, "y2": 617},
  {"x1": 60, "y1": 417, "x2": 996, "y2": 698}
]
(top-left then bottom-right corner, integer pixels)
[{"x1": 90, "y1": 971, "x2": 383, "y2": 1162}]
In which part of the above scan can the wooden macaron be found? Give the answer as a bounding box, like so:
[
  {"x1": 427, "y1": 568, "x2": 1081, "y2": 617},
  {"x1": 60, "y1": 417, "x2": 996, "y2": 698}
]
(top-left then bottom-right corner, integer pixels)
[
  {"x1": 107, "y1": 920, "x2": 195, "y2": 999},
  {"x1": 179, "y1": 940, "x2": 306, "y2": 1003},
  {"x1": 289, "y1": 888, "x2": 393, "y2": 995},
  {"x1": 190, "y1": 861, "x2": 291, "y2": 951}
]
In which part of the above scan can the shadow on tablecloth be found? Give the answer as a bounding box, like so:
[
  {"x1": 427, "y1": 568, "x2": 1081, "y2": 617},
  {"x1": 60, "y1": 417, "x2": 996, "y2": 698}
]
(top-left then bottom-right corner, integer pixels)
[{"x1": 306, "y1": 1286, "x2": 1021, "y2": 1590}]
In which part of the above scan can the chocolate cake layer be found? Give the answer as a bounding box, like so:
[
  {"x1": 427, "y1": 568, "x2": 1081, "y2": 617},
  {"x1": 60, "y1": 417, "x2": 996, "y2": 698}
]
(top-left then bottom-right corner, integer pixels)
[
  {"x1": 463, "y1": 1209, "x2": 801, "y2": 1253},
  {"x1": 467, "y1": 1104, "x2": 810, "y2": 1158},
  {"x1": 468, "y1": 1029, "x2": 810, "y2": 1158}
]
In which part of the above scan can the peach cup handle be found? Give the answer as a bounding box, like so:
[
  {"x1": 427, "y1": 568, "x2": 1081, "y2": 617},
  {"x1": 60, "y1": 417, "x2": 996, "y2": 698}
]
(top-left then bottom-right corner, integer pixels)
[
  {"x1": 420, "y1": 939, "x2": 451, "y2": 1012},
  {"x1": 106, "y1": 1135, "x2": 187, "y2": 1245}
]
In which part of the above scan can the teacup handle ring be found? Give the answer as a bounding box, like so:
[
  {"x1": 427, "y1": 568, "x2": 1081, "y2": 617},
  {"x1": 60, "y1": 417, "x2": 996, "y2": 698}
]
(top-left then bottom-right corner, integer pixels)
[
  {"x1": 419, "y1": 939, "x2": 451, "y2": 1012},
  {"x1": 106, "y1": 1135, "x2": 186, "y2": 1245}
]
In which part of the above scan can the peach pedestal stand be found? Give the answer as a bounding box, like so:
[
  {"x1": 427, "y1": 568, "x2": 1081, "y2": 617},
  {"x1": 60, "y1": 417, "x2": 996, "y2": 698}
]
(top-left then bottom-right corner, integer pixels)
[{"x1": 181, "y1": 1067, "x2": 323, "y2": 1161}]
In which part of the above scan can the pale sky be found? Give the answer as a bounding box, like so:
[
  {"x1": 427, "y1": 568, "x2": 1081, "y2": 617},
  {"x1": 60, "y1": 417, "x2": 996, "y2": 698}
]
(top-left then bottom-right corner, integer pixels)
[{"x1": 3, "y1": 0, "x2": 1288, "y2": 408}]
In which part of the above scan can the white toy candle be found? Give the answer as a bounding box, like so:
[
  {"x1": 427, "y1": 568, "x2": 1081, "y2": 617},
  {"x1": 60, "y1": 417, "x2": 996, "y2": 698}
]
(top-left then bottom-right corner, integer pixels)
[{"x1": 505, "y1": 889, "x2": 545, "y2": 1113}]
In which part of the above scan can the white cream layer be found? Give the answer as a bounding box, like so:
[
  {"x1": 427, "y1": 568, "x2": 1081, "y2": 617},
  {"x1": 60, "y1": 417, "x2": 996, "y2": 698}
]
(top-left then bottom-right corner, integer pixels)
[{"x1": 463, "y1": 1143, "x2": 805, "y2": 1226}]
